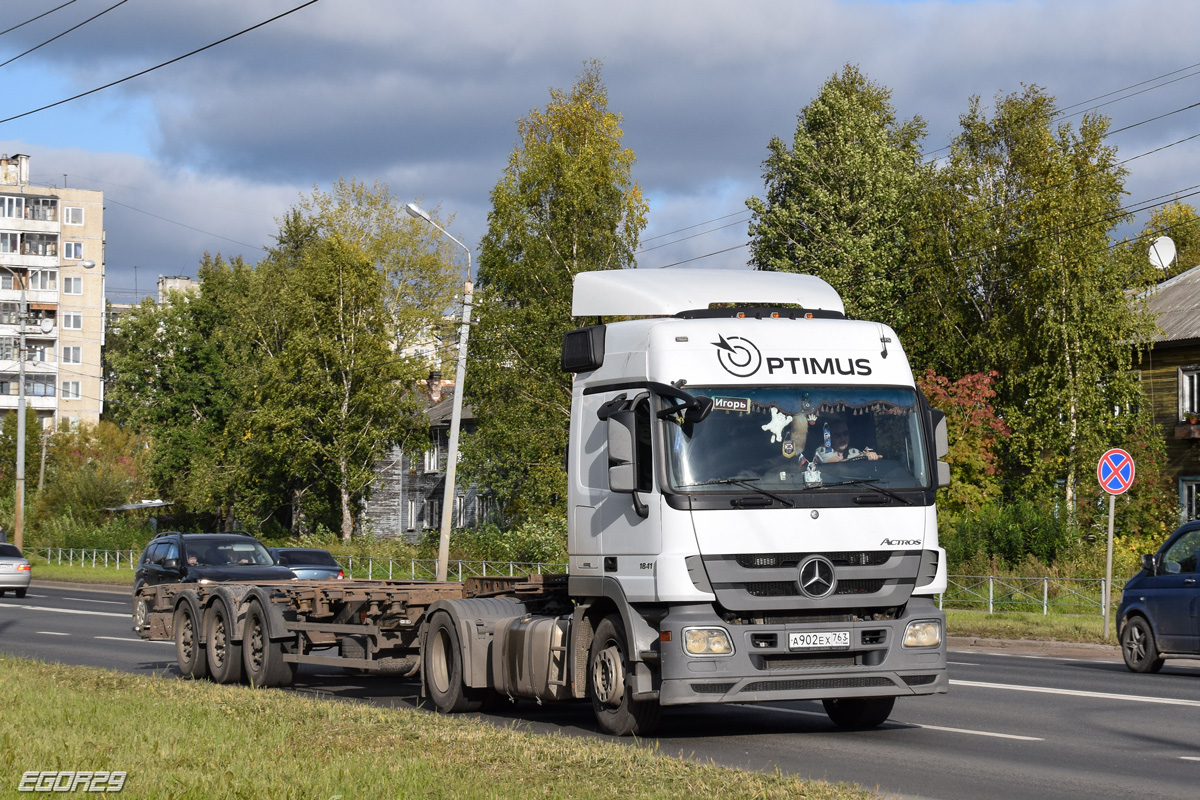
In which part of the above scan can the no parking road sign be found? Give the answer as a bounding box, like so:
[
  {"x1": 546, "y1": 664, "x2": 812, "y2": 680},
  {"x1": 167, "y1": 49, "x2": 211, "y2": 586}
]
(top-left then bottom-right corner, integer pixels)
[{"x1": 1097, "y1": 448, "x2": 1135, "y2": 495}]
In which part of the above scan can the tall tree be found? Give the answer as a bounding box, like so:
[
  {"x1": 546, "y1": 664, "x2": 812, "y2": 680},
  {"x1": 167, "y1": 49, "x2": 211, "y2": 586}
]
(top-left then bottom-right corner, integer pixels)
[
  {"x1": 1137, "y1": 201, "x2": 1200, "y2": 277},
  {"x1": 467, "y1": 62, "x2": 648, "y2": 519},
  {"x1": 910, "y1": 86, "x2": 1160, "y2": 511},
  {"x1": 747, "y1": 64, "x2": 927, "y2": 328}
]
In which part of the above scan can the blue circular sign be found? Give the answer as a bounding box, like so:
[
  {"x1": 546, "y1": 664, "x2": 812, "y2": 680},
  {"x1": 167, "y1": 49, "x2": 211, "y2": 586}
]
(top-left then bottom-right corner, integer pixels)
[{"x1": 1097, "y1": 448, "x2": 1135, "y2": 495}]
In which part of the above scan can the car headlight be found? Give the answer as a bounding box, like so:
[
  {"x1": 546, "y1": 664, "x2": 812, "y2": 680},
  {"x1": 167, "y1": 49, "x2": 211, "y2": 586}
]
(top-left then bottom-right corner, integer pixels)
[
  {"x1": 683, "y1": 627, "x2": 734, "y2": 656},
  {"x1": 903, "y1": 620, "x2": 942, "y2": 648}
]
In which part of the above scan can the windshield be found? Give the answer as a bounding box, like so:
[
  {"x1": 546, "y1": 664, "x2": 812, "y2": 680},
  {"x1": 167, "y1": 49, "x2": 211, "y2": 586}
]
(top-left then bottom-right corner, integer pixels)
[
  {"x1": 665, "y1": 386, "x2": 931, "y2": 493},
  {"x1": 185, "y1": 539, "x2": 274, "y2": 567}
]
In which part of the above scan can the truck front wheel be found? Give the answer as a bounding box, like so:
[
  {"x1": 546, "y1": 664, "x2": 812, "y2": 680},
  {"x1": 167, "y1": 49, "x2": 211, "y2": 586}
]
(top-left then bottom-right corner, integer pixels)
[
  {"x1": 423, "y1": 612, "x2": 482, "y2": 713},
  {"x1": 822, "y1": 696, "x2": 895, "y2": 729},
  {"x1": 588, "y1": 614, "x2": 660, "y2": 736}
]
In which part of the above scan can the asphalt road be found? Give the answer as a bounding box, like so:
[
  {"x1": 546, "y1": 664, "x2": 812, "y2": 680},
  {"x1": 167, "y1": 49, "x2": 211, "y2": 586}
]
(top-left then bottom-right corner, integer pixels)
[{"x1": 4, "y1": 582, "x2": 1199, "y2": 800}]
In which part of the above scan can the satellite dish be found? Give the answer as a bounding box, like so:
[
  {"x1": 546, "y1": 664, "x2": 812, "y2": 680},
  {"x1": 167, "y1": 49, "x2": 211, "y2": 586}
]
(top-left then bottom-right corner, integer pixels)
[{"x1": 1149, "y1": 236, "x2": 1177, "y2": 271}]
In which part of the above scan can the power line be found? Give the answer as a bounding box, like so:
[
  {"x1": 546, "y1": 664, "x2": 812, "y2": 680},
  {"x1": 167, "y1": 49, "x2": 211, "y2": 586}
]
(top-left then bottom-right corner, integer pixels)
[
  {"x1": 0, "y1": 0, "x2": 80, "y2": 38},
  {"x1": 0, "y1": 0, "x2": 322, "y2": 126},
  {"x1": 102, "y1": 196, "x2": 264, "y2": 251},
  {"x1": 0, "y1": 0, "x2": 130, "y2": 70}
]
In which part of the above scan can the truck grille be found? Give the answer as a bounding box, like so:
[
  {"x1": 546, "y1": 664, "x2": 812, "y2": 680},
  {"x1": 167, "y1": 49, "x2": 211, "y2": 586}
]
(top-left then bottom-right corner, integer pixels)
[
  {"x1": 745, "y1": 579, "x2": 886, "y2": 598},
  {"x1": 742, "y1": 676, "x2": 895, "y2": 693},
  {"x1": 736, "y1": 551, "x2": 893, "y2": 569}
]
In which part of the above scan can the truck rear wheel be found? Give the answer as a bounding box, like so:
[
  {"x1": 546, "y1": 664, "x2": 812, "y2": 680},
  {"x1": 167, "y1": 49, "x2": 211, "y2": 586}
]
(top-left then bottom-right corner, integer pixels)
[
  {"x1": 423, "y1": 612, "x2": 482, "y2": 713},
  {"x1": 588, "y1": 614, "x2": 660, "y2": 736},
  {"x1": 241, "y1": 602, "x2": 295, "y2": 688},
  {"x1": 822, "y1": 696, "x2": 895, "y2": 729},
  {"x1": 173, "y1": 603, "x2": 208, "y2": 680},
  {"x1": 205, "y1": 599, "x2": 244, "y2": 684}
]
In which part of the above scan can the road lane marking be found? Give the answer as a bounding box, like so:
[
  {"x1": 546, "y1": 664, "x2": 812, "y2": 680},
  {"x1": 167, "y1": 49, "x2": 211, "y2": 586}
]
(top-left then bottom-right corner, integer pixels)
[
  {"x1": 94, "y1": 636, "x2": 173, "y2": 645},
  {"x1": 952, "y1": 679, "x2": 1200, "y2": 707},
  {"x1": 947, "y1": 661, "x2": 980, "y2": 666},
  {"x1": 1181, "y1": 757, "x2": 1200, "y2": 761},
  {"x1": 742, "y1": 704, "x2": 1042, "y2": 741},
  {"x1": 0, "y1": 604, "x2": 127, "y2": 619},
  {"x1": 70, "y1": 597, "x2": 125, "y2": 606},
  {"x1": 37, "y1": 631, "x2": 69, "y2": 636}
]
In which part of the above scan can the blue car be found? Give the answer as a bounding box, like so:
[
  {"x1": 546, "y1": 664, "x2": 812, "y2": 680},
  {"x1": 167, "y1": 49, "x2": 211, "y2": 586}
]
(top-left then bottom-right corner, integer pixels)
[{"x1": 1117, "y1": 520, "x2": 1200, "y2": 673}]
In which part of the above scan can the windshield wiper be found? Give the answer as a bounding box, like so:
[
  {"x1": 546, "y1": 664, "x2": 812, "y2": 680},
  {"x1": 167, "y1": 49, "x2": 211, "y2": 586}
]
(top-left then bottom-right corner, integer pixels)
[
  {"x1": 677, "y1": 478, "x2": 796, "y2": 508},
  {"x1": 808, "y1": 478, "x2": 913, "y2": 506}
]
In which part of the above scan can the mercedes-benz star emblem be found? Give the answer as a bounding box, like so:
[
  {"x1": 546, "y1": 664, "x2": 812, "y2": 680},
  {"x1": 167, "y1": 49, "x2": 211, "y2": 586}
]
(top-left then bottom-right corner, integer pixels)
[{"x1": 797, "y1": 555, "x2": 837, "y2": 599}]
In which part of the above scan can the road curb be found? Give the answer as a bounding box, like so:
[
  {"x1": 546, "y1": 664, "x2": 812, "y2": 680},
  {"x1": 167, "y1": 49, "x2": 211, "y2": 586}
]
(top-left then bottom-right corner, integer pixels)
[
  {"x1": 30, "y1": 580, "x2": 132, "y2": 595},
  {"x1": 948, "y1": 635, "x2": 1121, "y2": 660}
]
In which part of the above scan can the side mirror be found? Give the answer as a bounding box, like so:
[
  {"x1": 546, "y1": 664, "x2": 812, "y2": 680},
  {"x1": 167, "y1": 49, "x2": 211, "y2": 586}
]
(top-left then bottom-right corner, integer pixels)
[
  {"x1": 607, "y1": 411, "x2": 637, "y2": 494},
  {"x1": 163, "y1": 557, "x2": 179, "y2": 570},
  {"x1": 1140, "y1": 553, "x2": 1157, "y2": 575},
  {"x1": 936, "y1": 461, "x2": 951, "y2": 489},
  {"x1": 275, "y1": 555, "x2": 289, "y2": 566},
  {"x1": 931, "y1": 409, "x2": 949, "y2": 459}
]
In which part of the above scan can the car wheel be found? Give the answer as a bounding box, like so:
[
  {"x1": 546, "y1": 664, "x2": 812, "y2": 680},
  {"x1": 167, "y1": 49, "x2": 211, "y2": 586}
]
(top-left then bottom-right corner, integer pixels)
[
  {"x1": 173, "y1": 603, "x2": 208, "y2": 680},
  {"x1": 1121, "y1": 616, "x2": 1165, "y2": 674},
  {"x1": 823, "y1": 696, "x2": 896, "y2": 729},
  {"x1": 14, "y1": 588, "x2": 25, "y2": 599},
  {"x1": 423, "y1": 612, "x2": 482, "y2": 713},
  {"x1": 241, "y1": 602, "x2": 295, "y2": 688},
  {"x1": 588, "y1": 614, "x2": 661, "y2": 736},
  {"x1": 133, "y1": 590, "x2": 151, "y2": 633},
  {"x1": 205, "y1": 599, "x2": 244, "y2": 684}
]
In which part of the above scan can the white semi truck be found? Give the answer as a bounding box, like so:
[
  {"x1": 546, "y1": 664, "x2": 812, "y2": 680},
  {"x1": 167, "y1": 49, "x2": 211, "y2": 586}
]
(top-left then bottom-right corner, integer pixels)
[{"x1": 135, "y1": 268, "x2": 949, "y2": 736}]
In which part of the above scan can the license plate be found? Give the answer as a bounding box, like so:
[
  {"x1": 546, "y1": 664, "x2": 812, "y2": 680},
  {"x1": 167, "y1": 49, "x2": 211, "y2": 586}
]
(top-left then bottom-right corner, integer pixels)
[{"x1": 789, "y1": 630, "x2": 850, "y2": 650}]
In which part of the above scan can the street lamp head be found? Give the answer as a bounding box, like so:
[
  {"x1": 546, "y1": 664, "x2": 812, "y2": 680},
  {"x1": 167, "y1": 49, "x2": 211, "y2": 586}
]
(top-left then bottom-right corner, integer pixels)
[
  {"x1": 77, "y1": 260, "x2": 96, "y2": 269},
  {"x1": 404, "y1": 203, "x2": 431, "y2": 224}
]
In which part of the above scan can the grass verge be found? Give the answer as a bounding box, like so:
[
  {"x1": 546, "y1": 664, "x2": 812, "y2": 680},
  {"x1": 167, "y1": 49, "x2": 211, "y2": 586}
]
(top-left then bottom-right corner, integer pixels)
[
  {"x1": 26, "y1": 557, "x2": 135, "y2": 586},
  {"x1": 0, "y1": 655, "x2": 873, "y2": 800},
  {"x1": 945, "y1": 609, "x2": 1113, "y2": 645}
]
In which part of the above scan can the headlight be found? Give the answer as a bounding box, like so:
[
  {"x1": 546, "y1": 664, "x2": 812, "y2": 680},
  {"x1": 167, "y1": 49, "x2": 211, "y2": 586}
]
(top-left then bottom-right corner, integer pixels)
[
  {"x1": 903, "y1": 620, "x2": 941, "y2": 648},
  {"x1": 683, "y1": 627, "x2": 734, "y2": 656}
]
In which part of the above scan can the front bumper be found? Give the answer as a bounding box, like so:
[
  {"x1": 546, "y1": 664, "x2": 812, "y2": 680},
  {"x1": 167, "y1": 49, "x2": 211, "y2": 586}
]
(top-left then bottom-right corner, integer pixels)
[{"x1": 657, "y1": 598, "x2": 947, "y2": 706}]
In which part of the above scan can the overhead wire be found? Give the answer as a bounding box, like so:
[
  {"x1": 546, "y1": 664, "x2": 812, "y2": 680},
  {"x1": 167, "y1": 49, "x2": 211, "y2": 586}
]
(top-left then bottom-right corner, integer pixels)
[
  {"x1": 0, "y1": 0, "x2": 131, "y2": 70},
  {"x1": 0, "y1": 0, "x2": 81, "y2": 38}
]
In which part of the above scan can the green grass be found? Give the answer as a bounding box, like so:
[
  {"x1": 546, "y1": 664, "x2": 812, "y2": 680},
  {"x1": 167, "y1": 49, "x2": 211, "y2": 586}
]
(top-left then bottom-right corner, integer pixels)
[
  {"x1": 945, "y1": 609, "x2": 1113, "y2": 645},
  {"x1": 27, "y1": 556, "x2": 135, "y2": 586},
  {"x1": 0, "y1": 655, "x2": 872, "y2": 800}
]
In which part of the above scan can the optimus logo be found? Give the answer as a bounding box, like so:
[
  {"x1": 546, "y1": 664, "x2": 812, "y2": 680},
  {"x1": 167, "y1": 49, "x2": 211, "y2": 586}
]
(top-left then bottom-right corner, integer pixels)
[{"x1": 714, "y1": 335, "x2": 872, "y2": 378}]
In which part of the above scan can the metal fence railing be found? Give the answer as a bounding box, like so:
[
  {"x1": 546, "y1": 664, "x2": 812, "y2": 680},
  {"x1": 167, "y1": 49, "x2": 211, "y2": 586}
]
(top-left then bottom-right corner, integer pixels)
[
  {"x1": 939, "y1": 575, "x2": 1108, "y2": 617},
  {"x1": 28, "y1": 551, "x2": 1109, "y2": 617}
]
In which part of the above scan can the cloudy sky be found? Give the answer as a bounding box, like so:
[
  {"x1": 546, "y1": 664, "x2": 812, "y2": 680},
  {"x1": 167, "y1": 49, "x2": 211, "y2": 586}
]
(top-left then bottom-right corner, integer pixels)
[{"x1": 1, "y1": 0, "x2": 1198, "y2": 302}]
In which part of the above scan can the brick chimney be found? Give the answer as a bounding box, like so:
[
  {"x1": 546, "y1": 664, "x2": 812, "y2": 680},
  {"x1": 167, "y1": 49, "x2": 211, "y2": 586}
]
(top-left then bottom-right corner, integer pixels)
[{"x1": 427, "y1": 371, "x2": 443, "y2": 403}]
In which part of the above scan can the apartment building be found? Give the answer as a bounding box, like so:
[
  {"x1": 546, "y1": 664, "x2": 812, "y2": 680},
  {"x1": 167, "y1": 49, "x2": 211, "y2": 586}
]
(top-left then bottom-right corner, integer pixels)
[{"x1": 0, "y1": 154, "x2": 105, "y2": 428}]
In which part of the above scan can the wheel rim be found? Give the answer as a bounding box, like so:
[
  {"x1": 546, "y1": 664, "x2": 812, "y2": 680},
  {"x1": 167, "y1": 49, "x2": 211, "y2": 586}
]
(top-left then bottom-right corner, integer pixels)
[
  {"x1": 179, "y1": 613, "x2": 196, "y2": 663},
  {"x1": 247, "y1": 616, "x2": 265, "y2": 673},
  {"x1": 211, "y1": 613, "x2": 228, "y2": 667},
  {"x1": 429, "y1": 627, "x2": 452, "y2": 694},
  {"x1": 135, "y1": 601, "x2": 148, "y2": 630},
  {"x1": 592, "y1": 644, "x2": 624, "y2": 708},
  {"x1": 1126, "y1": 624, "x2": 1146, "y2": 663}
]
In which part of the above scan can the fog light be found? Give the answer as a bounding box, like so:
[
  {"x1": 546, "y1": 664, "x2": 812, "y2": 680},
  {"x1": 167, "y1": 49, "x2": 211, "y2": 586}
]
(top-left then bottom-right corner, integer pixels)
[
  {"x1": 683, "y1": 627, "x2": 734, "y2": 656},
  {"x1": 903, "y1": 620, "x2": 941, "y2": 648}
]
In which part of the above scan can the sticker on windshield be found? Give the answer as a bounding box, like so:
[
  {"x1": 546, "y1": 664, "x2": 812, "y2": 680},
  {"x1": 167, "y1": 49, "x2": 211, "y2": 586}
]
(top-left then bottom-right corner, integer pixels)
[
  {"x1": 782, "y1": 439, "x2": 796, "y2": 458},
  {"x1": 711, "y1": 396, "x2": 750, "y2": 412}
]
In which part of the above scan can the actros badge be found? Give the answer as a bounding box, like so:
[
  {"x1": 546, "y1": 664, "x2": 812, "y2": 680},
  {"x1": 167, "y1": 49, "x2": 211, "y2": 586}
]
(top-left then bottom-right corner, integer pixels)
[{"x1": 713, "y1": 334, "x2": 761, "y2": 377}]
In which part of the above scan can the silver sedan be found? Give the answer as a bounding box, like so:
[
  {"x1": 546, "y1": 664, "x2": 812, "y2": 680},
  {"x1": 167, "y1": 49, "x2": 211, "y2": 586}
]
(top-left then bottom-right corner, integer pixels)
[{"x1": 0, "y1": 543, "x2": 31, "y2": 598}]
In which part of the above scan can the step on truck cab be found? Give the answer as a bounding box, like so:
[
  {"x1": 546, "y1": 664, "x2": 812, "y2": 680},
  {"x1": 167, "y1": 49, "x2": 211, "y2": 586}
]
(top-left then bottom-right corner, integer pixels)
[{"x1": 554, "y1": 268, "x2": 950, "y2": 733}]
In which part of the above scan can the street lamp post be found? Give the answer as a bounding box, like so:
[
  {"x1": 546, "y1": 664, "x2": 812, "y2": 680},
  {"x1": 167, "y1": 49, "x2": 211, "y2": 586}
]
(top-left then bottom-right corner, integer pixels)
[
  {"x1": 405, "y1": 203, "x2": 472, "y2": 583},
  {"x1": 8, "y1": 259, "x2": 94, "y2": 551}
]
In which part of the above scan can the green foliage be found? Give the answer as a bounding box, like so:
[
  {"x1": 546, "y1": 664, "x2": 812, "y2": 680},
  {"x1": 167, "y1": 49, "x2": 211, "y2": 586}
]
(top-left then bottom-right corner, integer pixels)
[
  {"x1": 419, "y1": 515, "x2": 568, "y2": 564},
  {"x1": 467, "y1": 62, "x2": 648, "y2": 520},
  {"x1": 909, "y1": 86, "x2": 1159, "y2": 508},
  {"x1": 942, "y1": 496, "x2": 1073, "y2": 570},
  {"x1": 0, "y1": 405, "x2": 44, "y2": 497},
  {"x1": 747, "y1": 64, "x2": 927, "y2": 329},
  {"x1": 1136, "y1": 200, "x2": 1200, "y2": 276}
]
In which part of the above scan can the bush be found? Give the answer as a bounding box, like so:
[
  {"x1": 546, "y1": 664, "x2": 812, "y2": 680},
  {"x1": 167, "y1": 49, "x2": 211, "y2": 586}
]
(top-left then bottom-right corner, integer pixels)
[
  {"x1": 942, "y1": 497, "x2": 1073, "y2": 571},
  {"x1": 418, "y1": 515, "x2": 568, "y2": 564}
]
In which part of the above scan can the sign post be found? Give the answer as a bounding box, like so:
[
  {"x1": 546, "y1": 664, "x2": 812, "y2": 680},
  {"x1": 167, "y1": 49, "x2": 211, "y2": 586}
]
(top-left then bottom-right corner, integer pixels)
[{"x1": 1097, "y1": 448, "x2": 1135, "y2": 638}]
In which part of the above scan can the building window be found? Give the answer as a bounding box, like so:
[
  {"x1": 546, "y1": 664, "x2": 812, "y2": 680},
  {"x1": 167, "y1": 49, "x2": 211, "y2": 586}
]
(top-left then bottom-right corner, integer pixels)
[
  {"x1": 61, "y1": 381, "x2": 80, "y2": 400},
  {"x1": 427, "y1": 499, "x2": 440, "y2": 529},
  {"x1": 1184, "y1": 479, "x2": 1200, "y2": 521},
  {"x1": 63, "y1": 276, "x2": 82, "y2": 295},
  {"x1": 26, "y1": 198, "x2": 56, "y2": 222},
  {"x1": 27, "y1": 343, "x2": 50, "y2": 362},
  {"x1": 62, "y1": 312, "x2": 82, "y2": 330},
  {"x1": 0, "y1": 303, "x2": 17, "y2": 324},
  {"x1": 63, "y1": 242, "x2": 83, "y2": 259},
  {"x1": 22, "y1": 233, "x2": 56, "y2": 256},
  {"x1": 407, "y1": 499, "x2": 417, "y2": 531},
  {"x1": 0, "y1": 232, "x2": 18, "y2": 254},
  {"x1": 0, "y1": 338, "x2": 14, "y2": 359},
  {"x1": 0, "y1": 197, "x2": 23, "y2": 219},
  {"x1": 63, "y1": 207, "x2": 83, "y2": 225},
  {"x1": 0, "y1": 273, "x2": 15, "y2": 290},
  {"x1": 424, "y1": 434, "x2": 441, "y2": 473},
  {"x1": 30, "y1": 269, "x2": 56, "y2": 290},
  {"x1": 1182, "y1": 367, "x2": 1200, "y2": 421},
  {"x1": 455, "y1": 494, "x2": 466, "y2": 529},
  {"x1": 62, "y1": 346, "x2": 81, "y2": 364},
  {"x1": 24, "y1": 375, "x2": 54, "y2": 396}
]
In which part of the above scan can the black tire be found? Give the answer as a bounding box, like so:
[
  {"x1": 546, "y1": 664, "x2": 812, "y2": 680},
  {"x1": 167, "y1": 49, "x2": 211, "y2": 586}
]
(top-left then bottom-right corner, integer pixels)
[
  {"x1": 132, "y1": 591, "x2": 151, "y2": 633},
  {"x1": 1121, "y1": 616, "x2": 1165, "y2": 674},
  {"x1": 423, "y1": 612, "x2": 481, "y2": 713},
  {"x1": 173, "y1": 603, "x2": 208, "y2": 680},
  {"x1": 0, "y1": 589, "x2": 6, "y2": 597},
  {"x1": 822, "y1": 696, "x2": 896, "y2": 729},
  {"x1": 588, "y1": 614, "x2": 661, "y2": 736},
  {"x1": 205, "y1": 599, "x2": 244, "y2": 684},
  {"x1": 241, "y1": 602, "x2": 295, "y2": 688},
  {"x1": 14, "y1": 588, "x2": 25, "y2": 599}
]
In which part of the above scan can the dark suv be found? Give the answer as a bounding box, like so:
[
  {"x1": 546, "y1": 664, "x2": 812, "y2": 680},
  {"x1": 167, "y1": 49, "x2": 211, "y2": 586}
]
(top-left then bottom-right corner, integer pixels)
[
  {"x1": 132, "y1": 532, "x2": 294, "y2": 632},
  {"x1": 1117, "y1": 520, "x2": 1200, "y2": 673}
]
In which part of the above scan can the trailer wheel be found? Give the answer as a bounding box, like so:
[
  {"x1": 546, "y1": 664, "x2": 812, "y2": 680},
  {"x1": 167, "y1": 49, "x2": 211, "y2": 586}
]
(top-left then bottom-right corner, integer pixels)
[
  {"x1": 205, "y1": 599, "x2": 244, "y2": 684},
  {"x1": 241, "y1": 602, "x2": 295, "y2": 688},
  {"x1": 822, "y1": 696, "x2": 895, "y2": 729},
  {"x1": 173, "y1": 603, "x2": 208, "y2": 680},
  {"x1": 588, "y1": 614, "x2": 661, "y2": 736},
  {"x1": 423, "y1": 612, "x2": 481, "y2": 713}
]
